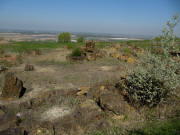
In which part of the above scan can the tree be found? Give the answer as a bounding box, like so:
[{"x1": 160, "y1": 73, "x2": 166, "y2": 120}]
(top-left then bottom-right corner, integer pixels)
[
  {"x1": 152, "y1": 14, "x2": 179, "y2": 56},
  {"x1": 161, "y1": 14, "x2": 179, "y2": 55},
  {"x1": 77, "y1": 36, "x2": 84, "y2": 43},
  {"x1": 58, "y1": 32, "x2": 71, "y2": 43}
]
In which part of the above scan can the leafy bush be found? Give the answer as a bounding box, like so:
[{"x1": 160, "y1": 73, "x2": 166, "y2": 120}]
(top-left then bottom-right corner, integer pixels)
[
  {"x1": 71, "y1": 48, "x2": 82, "y2": 57},
  {"x1": 77, "y1": 36, "x2": 84, "y2": 43},
  {"x1": 124, "y1": 14, "x2": 180, "y2": 107},
  {"x1": 58, "y1": 32, "x2": 71, "y2": 43},
  {"x1": 125, "y1": 55, "x2": 179, "y2": 106}
]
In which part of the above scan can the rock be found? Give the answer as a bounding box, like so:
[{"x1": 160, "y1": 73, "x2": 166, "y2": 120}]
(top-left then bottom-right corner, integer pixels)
[
  {"x1": 0, "y1": 114, "x2": 17, "y2": 132},
  {"x1": 0, "y1": 109, "x2": 24, "y2": 133},
  {"x1": 0, "y1": 128, "x2": 26, "y2": 135},
  {"x1": 24, "y1": 64, "x2": 34, "y2": 71},
  {"x1": 127, "y1": 57, "x2": 135, "y2": 64},
  {"x1": 79, "y1": 99, "x2": 102, "y2": 112},
  {"x1": 96, "y1": 50, "x2": 107, "y2": 58},
  {"x1": 115, "y1": 53, "x2": 121, "y2": 59},
  {"x1": 1, "y1": 72, "x2": 25, "y2": 99},
  {"x1": 87, "y1": 53, "x2": 96, "y2": 61},
  {"x1": 41, "y1": 106, "x2": 72, "y2": 122},
  {"x1": 77, "y1": 87, "x2": 90, "y2": 96},
  {"x1": 85, "y1": 41, "x2": 95, "y2": 52},
  {"x1": 74, "y1": 99, "x2": 106, "y2": 130},
  {"x1": 109, "y1": 47, "x2": 116, "y2": 54},
  {"x1": 112, "y1": 114, "x2": 125, "y2": 121},
  {"x1": 115, "y1": 44, "x2": 121, "y2": 49},
  {"x1": 97, "y1": 91, "x2": 131, "y2": 115},
  {"x1": 99, "y1": 86, "x2": 105, "y2": 92}
]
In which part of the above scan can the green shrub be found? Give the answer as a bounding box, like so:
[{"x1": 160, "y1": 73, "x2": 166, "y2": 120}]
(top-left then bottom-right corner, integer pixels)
[
  {"x1": 124, "y1": 14, "x2": 180, "y2": 107},
  {"x1": 58, "y1": 32, "x2": 71, "y2": 43},
  {"x1": 125, "y1": 55, "x2": 179, "y2": 107},
  {"x1": 77, "y1": 36, "x2": 84, "y2": 43},
  {"x1": 71, "y1": 48, "x2": 82, "y2": 57}
]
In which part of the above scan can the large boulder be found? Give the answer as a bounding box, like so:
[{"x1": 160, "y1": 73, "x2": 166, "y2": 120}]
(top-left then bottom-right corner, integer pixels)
[{"x1": 1, "y1": 72, "x2": 25, "y2": 99}]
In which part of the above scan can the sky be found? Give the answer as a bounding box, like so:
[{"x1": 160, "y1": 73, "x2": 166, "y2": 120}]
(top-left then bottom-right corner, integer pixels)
[{"x1": 0, "y1": 0, "x2": 180, "y2": 36}]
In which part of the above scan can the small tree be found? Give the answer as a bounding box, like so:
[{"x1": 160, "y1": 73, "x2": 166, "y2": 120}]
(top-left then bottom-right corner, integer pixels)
[
  {"x1": 161, "y1": 14, "x2": 179, "y2": 57},
  {"x1": 58, "y1": 32, "x2": 71, "y2": 43},
  {"x1": 77, "y1": 36, "x2": 84, "y2": 43}
]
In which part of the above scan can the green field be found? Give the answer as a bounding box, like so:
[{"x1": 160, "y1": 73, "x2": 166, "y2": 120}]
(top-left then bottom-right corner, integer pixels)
[{"x1": 0, "y1": 40, "x2": 153, "y2": 53}]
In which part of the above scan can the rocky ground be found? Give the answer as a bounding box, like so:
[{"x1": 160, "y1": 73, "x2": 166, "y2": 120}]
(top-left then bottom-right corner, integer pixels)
[{"x1": 0, "y1": 43, "x2": 179, "y2": 135}]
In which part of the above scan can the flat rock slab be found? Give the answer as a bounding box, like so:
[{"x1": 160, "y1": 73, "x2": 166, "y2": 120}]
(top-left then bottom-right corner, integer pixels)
[
  {"x1": 41, "y1": 106, "x2": 72, "y2": 121},
  {"x1": 98, "y1": 91, "x2": 131, "y2": 115}
]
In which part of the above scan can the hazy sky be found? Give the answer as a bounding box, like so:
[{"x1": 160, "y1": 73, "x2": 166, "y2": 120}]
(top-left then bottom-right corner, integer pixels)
[{"x1": 0, "y1": 0, "x2": 180, "y2": 36}]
